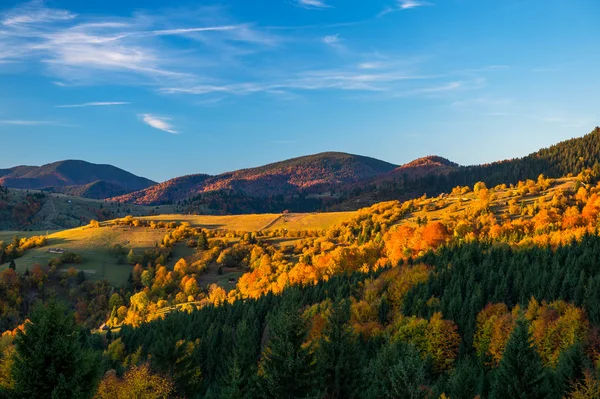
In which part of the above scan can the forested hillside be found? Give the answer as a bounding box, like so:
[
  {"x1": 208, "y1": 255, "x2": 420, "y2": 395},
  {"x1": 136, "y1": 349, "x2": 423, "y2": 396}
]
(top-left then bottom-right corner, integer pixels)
[
  {"x1": 1, "y1": 164, "x2": 600, "y2": 397},
  {"x1": 113, "y1": 152, "x2": 398, "y2": 206}
]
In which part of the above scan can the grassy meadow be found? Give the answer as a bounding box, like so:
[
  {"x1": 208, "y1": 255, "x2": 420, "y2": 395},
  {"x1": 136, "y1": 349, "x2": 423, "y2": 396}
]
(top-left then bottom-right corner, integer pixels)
[{"x1": 0, "y1": 210, "x2": 356, "y2": 287}]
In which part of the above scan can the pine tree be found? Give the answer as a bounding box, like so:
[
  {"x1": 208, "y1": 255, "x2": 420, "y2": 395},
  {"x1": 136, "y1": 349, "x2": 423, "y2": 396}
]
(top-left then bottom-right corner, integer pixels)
[
  {"x1": 222, "y1": 319, "x2": 260, "y2": 399},
  {"x1": 491, "y1": 316, "x2": 551, "y2": 399},
  {"x1": 11, "y1": 300, "x2": 100, "y2": 399},
  {"x1": 317, "y1": 298, "x2": 361, "y2": 399},
  {"x1": 446, "y1": 357, "x2": 482, "y2": 399},
  {"x1": 198, "y1": 230, "x2": 209, "y2": 251},
  {"x1": 8, "y1": 259, "x2": 15, "y2": 270},
  {"x1": 366, "y1": 341, "x2": 430, "y2": 399},
  {"x1": 553, "y1": 343, "x2": 586, "y2": 398},
  {"x1": 258, "y1": 291, "x2": 316, "y2": 399}
]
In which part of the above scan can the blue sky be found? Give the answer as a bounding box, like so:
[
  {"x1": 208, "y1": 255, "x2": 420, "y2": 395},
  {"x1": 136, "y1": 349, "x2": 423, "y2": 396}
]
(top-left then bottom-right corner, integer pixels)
[{"x1": 0, "y1": 0, "x2": 599, "y2": 182}]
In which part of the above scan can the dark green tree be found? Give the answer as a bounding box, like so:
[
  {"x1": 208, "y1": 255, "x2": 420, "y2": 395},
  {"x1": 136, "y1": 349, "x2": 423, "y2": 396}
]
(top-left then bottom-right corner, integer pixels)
[
  {"x1": 552, "y1": 343, "x2": 587, "y2": 399},
  {"x1": 8, "y1": 259, "x2": 15, "y2": 270},
  {"x1": 221, "y1": 319, "x2": 260, "y2": 399},
  {"x1": 258, "y1": 291, "x2": 316, "y2": 399},
  {"x1": 491, "y1": 316, "x2": 551, "y2": 399},
  {"x1": 317, "y1": 298, "x2": 361, "y2": 399},
  {"x1": 197, "y1": 230, "x2": 209, "y2": 251},
  {"x1": 11, "y1": 300, "x2": 100, "y2": 399},
  {"x1": 366, "y1": 341, "x2": 430, "y2": 399}
]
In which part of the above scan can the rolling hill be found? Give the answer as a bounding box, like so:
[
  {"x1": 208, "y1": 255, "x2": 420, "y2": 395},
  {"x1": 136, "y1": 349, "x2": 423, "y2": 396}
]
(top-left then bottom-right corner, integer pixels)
[
  {"x1": 113, "y1": 152, "x2": 398, "y2": 205},
  {"x1": 0, "y1": 160, "x2": 155, "y2": 198}
]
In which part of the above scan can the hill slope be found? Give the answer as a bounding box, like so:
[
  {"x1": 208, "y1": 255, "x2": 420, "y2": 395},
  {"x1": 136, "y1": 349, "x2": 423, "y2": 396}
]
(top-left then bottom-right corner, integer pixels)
[
  {"x1": 114, "y1": 152, "x2": 398, "y2": 205},
  {"x1": 0, "y1": 160, "x2": 156, "y2": 198},
  {"x1": 336, "y1": 127, "x2": 600, "y2": 208}
]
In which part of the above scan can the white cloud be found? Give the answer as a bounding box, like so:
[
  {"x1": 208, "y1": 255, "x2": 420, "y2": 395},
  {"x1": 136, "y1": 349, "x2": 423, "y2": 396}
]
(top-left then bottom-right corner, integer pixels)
[
  {"x1": 140, "y1": 114, "x2": 178, "y2": 134},
  {"x1": 0, "y1": 119, "x2": 76, "y2": 127},
  {"x1": 0, "y1": 2, "x2": 279, "y2": 86},
  {"x1": 322, "y1": 34, "x2": 341, "y2": 45},
  {"x1": 379, "y1": 1, "x2": 434, "y2": 16},
  {"x1": 398, "y1": 1, "x2": 433, "y2": 10},
  {"x1": 55, "y1": 101, "x2": 130, "y2": 108},
  {"x1": 296, "y1": 0, "x2": 330, "y2": 9},
  {"x1": 358, "y1": 61, "x2": 384, "y2": 70},
  {"x1": 2, "y1": 1, "x2": 76, "y2": 26}
]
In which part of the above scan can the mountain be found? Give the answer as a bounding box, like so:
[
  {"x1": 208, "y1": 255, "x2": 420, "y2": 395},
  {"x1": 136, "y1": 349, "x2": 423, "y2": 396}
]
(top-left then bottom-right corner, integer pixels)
[
  {"x1": 380, "y1": 156, "x2": 459, "y2": 181},
  {"x1": 0, "y1": 160, "x2": 156, "y2": 198},
  {"x1": 113, "y1": 152, "x2": 398, "y2": 205}
]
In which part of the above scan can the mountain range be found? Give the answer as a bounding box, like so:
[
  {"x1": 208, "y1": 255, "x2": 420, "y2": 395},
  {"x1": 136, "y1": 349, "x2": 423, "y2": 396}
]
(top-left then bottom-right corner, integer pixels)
[
  {"x1": 1, "y1": 127, "x2": 599, "y2": 213},
  {"x1": 0, "y1": 160, "x2": 156, "y2": 199}
]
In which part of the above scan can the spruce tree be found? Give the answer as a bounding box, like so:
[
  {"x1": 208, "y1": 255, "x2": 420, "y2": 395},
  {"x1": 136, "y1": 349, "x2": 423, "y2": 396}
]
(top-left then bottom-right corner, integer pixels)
[
  {"x1": 222, "y1": 319, "x2": 260, "y2": 399},
  {"x1": 317, "y1": 298, "x2": 361, "y2": 399},
  {"x1": 366, "y1": 341, "x2": 430, "y2": 399},
  {"x1": 258, "y1": 291, "x2": 316, "y2": 399},
  {"x1": 8, "y1": 259, "x2": 15, "y2": 270},
  {"x1": 11, "y1": 300, "x2": 100, "y2": 399},
  {"x1": 491, "y1": 316, "x2": 551, "y2": 399}
]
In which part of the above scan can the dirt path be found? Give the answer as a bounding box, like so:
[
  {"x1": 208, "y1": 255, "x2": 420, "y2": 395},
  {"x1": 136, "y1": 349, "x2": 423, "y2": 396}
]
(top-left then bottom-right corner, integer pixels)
[{"x1": 259, "y1": 214, "x2": 284, "y2": 231}]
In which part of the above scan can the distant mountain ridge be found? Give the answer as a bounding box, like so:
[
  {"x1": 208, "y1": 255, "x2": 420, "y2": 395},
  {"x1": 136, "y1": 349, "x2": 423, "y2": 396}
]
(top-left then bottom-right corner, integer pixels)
[
  {"x1": 0, "y1": 160, "x2": 155, "y2": 199},
  {"x1": 112, "y1": 152, "x2": 400, "y2": 205}
]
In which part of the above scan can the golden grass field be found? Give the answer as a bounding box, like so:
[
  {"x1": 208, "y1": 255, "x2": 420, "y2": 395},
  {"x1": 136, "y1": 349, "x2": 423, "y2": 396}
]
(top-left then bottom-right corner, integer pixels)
[
  {"x1": 0, "y1": 210, "x2": 356, "y2": 286},
  {"x1": 139, "y1": 211, "x2": 354, "y2": 231}
]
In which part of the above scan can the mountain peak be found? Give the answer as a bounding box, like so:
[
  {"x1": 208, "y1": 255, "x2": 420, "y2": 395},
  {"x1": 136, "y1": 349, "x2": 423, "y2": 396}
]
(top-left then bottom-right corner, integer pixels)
[{"x1": 399, "y1": 156, "x2": 460, "y2": 169}]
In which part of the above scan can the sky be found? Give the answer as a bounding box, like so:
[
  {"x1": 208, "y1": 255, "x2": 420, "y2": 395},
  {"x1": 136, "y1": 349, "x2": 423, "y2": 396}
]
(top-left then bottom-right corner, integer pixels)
[{"x1": 0, "y1": 0, "x2": 599, "y2": 182}]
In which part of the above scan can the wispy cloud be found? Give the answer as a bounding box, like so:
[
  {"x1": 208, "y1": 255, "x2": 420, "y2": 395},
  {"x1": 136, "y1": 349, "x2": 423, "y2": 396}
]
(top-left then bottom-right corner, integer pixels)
[
  {"x1": 399, "y1": 1, "x2": 433, "y2": 10},
  {"x1": 379, "y1": 0, "x2": 434, "y2": 17},
  {"x1": 55, "y1": 101, "x2": 130, "y2": 108},
  {"x1": 0, "y1": 2, "x2": 493, "y2": 106},
  {"x1": 160, "y1": 68, "x2": 437, "y2": 96},
  {"x1": 140, "y1": 114, "x2": 178, "y2": 134},
  {"x1": 358, "y1": 61, "x2": 384, "y2": 70},
  {"x1": 296, "y1": 0, "x2": 330, "y2": 9},
  {"x1": 322, "y1": 34, "x2": 341, "y2": 45},
  {"x1": 0, "y1": 119, "x2": 76, "y2": 127},
  {"x1": 0, "y1": 2, "x2": 279, "y2": 86},
  {"x1": 1, "y1": 1, "x2": 76, "y2": 26}
]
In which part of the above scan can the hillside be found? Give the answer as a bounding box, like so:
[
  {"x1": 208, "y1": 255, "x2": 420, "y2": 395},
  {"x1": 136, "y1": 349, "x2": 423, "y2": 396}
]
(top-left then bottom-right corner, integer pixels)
[
  {"x1": 0, "y1": 160, "x2": 156, "y2": 198},
  {"x1": 113, "y1": 152, "x2": 398, "y2": 205},
  {"x1": 44, "y1": 180, "x2": 132, "y2": 199},
  {"x1": 336, "y1": 127, "x2": 600, "y2": 208},
  {"x1": 0, "y1": 187, "x2": 177, "y2": 230}
]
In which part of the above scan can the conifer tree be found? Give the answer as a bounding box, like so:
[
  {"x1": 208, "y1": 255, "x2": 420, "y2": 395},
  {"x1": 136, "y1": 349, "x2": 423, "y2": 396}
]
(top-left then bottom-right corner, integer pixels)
[
  {"x1": 222, "y1": 319, "x2": 260, "y2": 399},
  {"x1": 258, "y1": 291, "x2": 316, "y2": 399},
  {"x1": 491, "y1": 316, "x2": 551, "y2": 399},
  {"x1": 317, "y1": 297, "x2": 361, "y2": 399},
  {"x1": 11, "y1": 301, "x2": 100, "y2": 399}
]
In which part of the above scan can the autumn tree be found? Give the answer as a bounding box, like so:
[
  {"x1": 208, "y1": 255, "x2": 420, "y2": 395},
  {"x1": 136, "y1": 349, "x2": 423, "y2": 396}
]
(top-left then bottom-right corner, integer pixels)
[{"x1": 95, "y1": 363, "x2": 175, "y2": 399}]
